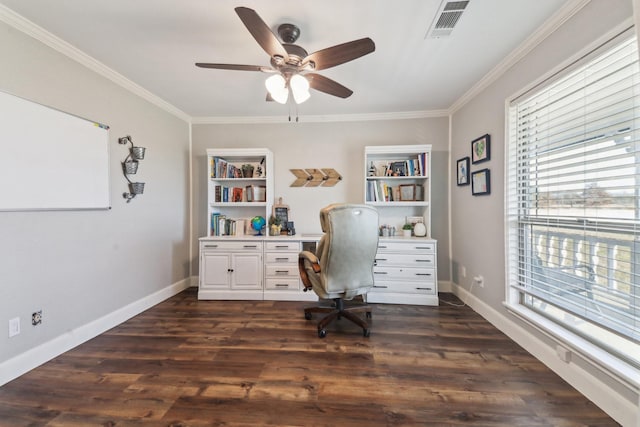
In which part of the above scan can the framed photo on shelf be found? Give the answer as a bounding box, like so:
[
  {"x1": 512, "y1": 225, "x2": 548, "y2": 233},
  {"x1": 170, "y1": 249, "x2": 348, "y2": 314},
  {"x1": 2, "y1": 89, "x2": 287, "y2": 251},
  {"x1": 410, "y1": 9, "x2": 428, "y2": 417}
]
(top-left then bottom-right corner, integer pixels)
[
  {"x1": 471, "y1": 134, "x2": 491, "y2": 164},
  {"x1": 456, "y1": 157, "x2": 470, "y2": 186},
  {"x1": 246, "y1": 185, "x2": 266, "y2": 202},
  {"x1": 399, "y1": 184, "x2": 416, "y2": 201},
  {"x1": 389, "y1": 161, "x2": 407, "y2": 176},
  {"x1": 472, "y1": 168, "x2": 491, "y2": 195}
]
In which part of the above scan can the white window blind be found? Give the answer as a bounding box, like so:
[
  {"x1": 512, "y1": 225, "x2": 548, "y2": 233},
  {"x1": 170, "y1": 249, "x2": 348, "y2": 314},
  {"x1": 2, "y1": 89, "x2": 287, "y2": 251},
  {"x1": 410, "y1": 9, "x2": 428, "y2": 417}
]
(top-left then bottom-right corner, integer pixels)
[{"x1": 507, "y1": 32, "x2": 640, "y2": 367}]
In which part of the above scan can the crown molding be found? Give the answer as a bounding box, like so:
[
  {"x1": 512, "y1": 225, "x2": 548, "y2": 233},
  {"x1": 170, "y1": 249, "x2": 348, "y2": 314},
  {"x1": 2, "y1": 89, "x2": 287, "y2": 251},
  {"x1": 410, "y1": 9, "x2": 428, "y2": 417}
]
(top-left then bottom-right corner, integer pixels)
[
  {"x1": 0, "y1": 4, "x2": 191, "y2": 123},
  {"x1": 191, "y1": 109, "x2": 450, "y2": 125},
  {"x1": 448, "y1": 0, "x2": 591, "y2": 115}
]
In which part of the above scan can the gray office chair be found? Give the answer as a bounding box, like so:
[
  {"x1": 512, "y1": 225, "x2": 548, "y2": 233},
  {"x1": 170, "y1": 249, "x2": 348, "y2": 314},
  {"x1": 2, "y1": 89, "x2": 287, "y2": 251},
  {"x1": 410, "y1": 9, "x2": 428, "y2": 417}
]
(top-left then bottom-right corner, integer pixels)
[{"x1": 298, "y1": 203, "x2": 379, "y2": 338}]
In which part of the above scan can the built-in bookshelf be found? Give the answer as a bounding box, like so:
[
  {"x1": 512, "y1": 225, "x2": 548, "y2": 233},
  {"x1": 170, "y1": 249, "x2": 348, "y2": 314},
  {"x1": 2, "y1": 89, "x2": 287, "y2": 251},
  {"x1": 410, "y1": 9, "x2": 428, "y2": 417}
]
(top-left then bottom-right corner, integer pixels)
[
  {"x1": 206, "y1": 148, "x2": 274, "y2": 236},
  {"x1": 364, "y1": 145, "x2": 432, "y2": 236}
]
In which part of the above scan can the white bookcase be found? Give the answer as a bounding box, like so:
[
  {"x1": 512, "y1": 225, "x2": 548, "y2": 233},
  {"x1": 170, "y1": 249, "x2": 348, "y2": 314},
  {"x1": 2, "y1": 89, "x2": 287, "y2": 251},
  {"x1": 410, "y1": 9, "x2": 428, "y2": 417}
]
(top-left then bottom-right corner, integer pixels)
[
  {"x1": 206, "y1": 148, "x2": 274, "y2": 237},
  {"x1": 364, "y1": 144, "x2": 438, "y2": 306},
  {"x1": 364, "y1": 145, "x2": 432, "y2": 234}
]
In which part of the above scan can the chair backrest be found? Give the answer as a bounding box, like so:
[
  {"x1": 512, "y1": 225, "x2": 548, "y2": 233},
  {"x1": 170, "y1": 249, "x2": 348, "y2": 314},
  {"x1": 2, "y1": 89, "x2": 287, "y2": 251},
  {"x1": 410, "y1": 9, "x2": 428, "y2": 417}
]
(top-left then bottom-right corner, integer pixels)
[{"x1": 316, "y1": 203, "x2": 379, "y2": 299}]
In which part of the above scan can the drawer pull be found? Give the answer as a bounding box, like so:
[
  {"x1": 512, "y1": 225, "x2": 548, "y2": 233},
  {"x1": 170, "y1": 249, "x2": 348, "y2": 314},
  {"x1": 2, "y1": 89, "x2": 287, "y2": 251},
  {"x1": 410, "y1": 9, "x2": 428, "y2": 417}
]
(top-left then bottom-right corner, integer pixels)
[
  {"x1": 415, "y1": 246, "x2": 432, "y2": 250},
  {"x1": 416, "y1": 287, "x2": 432, "y2": 291},
  {"x1": 416, "y1": 273, "x2": 432, "y2": 277},
  {"x1": 374, "y1": 272, "x2": 388, "y2": 275},
  {"x1": 275, "y1": 270, "x2": 289, "y2": 274},
  {"x1": 415, "y1": 259, "x2": 431, "y2": 263},
  {"x1": 204, "y1": 244, "x2": 218, "y2": 248},
  {"x1": 275, "y1": 284, "x2": 289, "y2": 287},
  {"x1": 275, "y1": 257, "x2": 289, "y2": 261},
  {"x1": 275, "y1": 245, "x2": 289, "y2": 248},
  {"x1": 376, "y1": 258, "x2": 387, "y2": 262},
  {"x1": 243, "y1": 245, "x2": 258, "y2": 249},
  {"x1": 373, "y1": 285, "x2": 388, "y2": 289},
  {"x1": 378, "y1": 245, "x2": 388, "y2": 249}
]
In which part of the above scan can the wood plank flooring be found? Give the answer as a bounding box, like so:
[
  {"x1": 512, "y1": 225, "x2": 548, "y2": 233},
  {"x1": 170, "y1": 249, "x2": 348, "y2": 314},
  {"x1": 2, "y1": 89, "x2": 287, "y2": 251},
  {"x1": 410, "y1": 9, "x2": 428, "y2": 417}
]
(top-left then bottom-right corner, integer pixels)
[{"x1": 0, "y1": 288, "x2": 619, "y2": 426}]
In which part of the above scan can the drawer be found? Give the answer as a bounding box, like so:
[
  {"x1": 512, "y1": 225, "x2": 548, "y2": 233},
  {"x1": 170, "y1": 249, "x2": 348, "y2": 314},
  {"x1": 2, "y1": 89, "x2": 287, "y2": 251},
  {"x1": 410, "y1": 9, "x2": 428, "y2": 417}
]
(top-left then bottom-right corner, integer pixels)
[
  {"x1": 265, "y1": 252, "x2": 298, "y2": 263},
  {"x1": 265, "y1": 265, "x2": 299, "y2": 277},
  {"x1": 200, "y1": 241, "x2": 262, "y2": 252},
  {"x1": 373, "y1": 266, "x2": 435, "y2": 281},
  {"x1": 370, "y1": 281, "x2": 436, "y2": 294},
  {"x1": 266, "y1": 241, "x2": 300, "y2": 251},
  {"x1": 375, "y1": 253, "x2": 435, "y2": 267},
  {"x1": 265, "y1": 277, "x2": 300, "y2": 290},
  {"x1": 377, "y1": 241, "x2": 435, "y2": 253}
]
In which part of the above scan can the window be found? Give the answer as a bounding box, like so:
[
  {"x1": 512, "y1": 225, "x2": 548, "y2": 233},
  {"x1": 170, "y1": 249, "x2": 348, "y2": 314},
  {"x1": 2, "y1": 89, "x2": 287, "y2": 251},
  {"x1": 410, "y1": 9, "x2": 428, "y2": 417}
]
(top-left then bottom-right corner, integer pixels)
[{"x1": 506, "y1": 31, "x2": 640, "y2": 369}]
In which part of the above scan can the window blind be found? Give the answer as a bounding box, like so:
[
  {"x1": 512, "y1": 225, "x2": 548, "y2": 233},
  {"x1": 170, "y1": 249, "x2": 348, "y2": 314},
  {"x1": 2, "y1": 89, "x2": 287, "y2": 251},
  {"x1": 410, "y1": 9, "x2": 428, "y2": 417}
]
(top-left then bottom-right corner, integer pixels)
[{"x1": 507, "y1": 33, "x2": 640, "y2": 367}]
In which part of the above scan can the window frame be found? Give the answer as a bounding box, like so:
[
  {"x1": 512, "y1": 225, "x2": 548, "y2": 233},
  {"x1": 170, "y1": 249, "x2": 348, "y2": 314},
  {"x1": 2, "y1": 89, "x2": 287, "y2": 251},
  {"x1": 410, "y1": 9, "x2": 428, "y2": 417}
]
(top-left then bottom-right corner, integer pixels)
[{"x1": 504, "y1": 24, "x2": 640, "y2": 386}]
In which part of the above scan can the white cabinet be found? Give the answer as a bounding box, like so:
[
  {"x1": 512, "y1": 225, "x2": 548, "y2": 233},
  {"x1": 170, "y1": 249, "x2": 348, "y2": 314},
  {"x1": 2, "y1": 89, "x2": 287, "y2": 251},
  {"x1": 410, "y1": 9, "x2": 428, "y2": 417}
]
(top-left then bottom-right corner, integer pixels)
[
  {"x1": 367, "y1": 237, "x2": 438, "y2": 306},
  {"x1": 263, "y1": 241, "x2": 317, "y2": 301},
  {"x1": 198, "y1": 236, "x2": 320, "y2": 301},
  {"x1": 198, "y1": 240, "x2": 263, "y2": 300},
  {"x1": 206, "y1": 148, "x2": 273, "y2": 237}
]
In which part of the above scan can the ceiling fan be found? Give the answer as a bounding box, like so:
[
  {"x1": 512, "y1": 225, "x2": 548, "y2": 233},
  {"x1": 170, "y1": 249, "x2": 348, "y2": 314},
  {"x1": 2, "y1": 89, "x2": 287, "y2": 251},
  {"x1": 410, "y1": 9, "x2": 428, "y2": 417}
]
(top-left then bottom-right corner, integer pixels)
[{"x1": 195, "y1": 7, "x2": 375, "y2": 105}]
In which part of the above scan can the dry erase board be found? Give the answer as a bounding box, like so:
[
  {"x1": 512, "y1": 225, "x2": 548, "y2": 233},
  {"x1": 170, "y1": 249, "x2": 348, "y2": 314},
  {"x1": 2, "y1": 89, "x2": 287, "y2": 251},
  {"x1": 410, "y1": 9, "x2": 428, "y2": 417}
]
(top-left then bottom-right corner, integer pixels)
[{"x1": 0, "y1": 90, "x2": 110, "y2": 211}]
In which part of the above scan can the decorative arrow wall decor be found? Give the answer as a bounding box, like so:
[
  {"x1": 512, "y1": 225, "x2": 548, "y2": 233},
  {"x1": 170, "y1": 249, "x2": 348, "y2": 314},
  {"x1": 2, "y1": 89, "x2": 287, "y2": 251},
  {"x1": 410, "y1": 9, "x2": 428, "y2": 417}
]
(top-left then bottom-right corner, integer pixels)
[{"x1": 289, "y1": 168, "x2": 343, "y2": 187}]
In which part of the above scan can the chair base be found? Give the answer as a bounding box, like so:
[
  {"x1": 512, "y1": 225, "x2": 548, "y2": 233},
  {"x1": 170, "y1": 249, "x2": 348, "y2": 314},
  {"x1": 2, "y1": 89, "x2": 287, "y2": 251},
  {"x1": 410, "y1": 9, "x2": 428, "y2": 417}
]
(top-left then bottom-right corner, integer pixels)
[{"x1": 304, "y1": 297, "x2": 372, "y2": 338}]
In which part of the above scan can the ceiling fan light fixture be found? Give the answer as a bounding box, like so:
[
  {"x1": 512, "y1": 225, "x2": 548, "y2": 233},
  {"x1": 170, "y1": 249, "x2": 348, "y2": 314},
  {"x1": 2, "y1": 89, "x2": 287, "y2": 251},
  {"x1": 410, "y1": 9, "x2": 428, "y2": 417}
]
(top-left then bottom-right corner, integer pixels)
[
  {"x1": 290, "y1": 74, "x2": 310, "y2": 104},
  {"x1": 265, "y1": 74, "x2": 288, "y2": 104}
]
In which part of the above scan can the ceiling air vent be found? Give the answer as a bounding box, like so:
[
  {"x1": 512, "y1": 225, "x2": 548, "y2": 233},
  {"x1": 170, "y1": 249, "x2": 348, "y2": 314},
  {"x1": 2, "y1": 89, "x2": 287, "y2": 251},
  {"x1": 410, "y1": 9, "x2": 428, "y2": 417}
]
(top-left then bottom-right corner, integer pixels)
[{"x1": 426, "y1": 0, "x2": 470, "y2": 38}]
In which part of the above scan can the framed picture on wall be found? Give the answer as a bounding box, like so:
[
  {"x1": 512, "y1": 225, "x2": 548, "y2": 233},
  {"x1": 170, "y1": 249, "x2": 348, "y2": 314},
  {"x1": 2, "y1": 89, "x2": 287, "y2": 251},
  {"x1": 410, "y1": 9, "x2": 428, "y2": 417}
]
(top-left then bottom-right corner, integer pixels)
[
  {"x1": 471, "y1": 134, "x2": 491, "y2": 164},
  {"x1": 472, "y1": 168, "x2": 491, "y2": 195},
  {"x1": 456, "y1": 157, "x2": 470, "y2": 186}
]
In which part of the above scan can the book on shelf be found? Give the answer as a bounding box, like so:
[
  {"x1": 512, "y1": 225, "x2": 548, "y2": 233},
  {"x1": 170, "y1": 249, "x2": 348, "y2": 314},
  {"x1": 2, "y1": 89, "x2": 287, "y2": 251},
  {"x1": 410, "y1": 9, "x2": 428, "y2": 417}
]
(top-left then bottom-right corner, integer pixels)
[
  {"x1": 211, "y1": 157, "x2": 265, "y2": 178},
  {"x1": 214, "y1": 185, "x2": 221, "y2": 203},
  {"x1": 370, "y1": 154, "x2": 426, "y2": 177},
  {"x1": 232, "y1": 187, "x2": 243, "y2": 203},
  {"x1": 211, "y1": 213, "x2": 247, "y2": 236}
]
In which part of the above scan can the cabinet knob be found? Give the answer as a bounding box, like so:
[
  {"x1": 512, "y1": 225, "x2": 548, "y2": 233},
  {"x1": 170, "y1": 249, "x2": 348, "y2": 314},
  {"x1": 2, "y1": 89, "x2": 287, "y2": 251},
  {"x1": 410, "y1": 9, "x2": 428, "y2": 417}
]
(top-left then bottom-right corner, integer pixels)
[{"x1": 227, "y1": 268, "x2": 234, "y2": 273}]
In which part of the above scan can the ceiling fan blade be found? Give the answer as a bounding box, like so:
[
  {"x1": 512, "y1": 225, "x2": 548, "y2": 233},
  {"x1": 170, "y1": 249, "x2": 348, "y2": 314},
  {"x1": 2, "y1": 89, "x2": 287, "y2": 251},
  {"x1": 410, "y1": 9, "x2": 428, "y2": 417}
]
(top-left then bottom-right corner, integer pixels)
[
  {"x1": 195, "y1": 63, "x2": 268, "y2": 72},
  {"x1": 235, "y1": 7, "x2": 289, "y2": 61},
  {"x1": 303, "y1": 38, "x2": 375, "y2": 71},
  {"x1": 307, "y1": 73, "x2": 353, "y2": 98}
]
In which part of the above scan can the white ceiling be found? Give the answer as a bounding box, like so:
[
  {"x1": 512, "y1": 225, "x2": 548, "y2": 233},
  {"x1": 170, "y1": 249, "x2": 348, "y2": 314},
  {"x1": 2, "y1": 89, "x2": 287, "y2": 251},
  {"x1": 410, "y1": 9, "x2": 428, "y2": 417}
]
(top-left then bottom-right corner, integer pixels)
[{"x1": 0, "y1": 0, "x2": 570, "y2": 119}]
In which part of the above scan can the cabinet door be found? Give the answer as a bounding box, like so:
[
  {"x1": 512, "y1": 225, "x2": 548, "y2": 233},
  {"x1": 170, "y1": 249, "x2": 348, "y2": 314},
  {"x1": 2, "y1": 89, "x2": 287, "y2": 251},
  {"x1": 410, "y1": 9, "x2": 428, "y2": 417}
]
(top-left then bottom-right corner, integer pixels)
[
  {"x1": 200, "y1": 252, "x2": 230, "y2": 289},
  {"x1": 231, "y1": 253, "x2": 262, "y2": 290}
]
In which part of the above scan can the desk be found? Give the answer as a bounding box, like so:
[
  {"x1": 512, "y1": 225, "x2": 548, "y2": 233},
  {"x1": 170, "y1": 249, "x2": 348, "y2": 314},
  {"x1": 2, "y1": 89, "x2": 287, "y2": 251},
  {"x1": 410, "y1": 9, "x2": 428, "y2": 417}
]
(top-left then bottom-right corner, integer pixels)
[{"x1": 198, "y1": 235, "x2": 320, "y2": 301}]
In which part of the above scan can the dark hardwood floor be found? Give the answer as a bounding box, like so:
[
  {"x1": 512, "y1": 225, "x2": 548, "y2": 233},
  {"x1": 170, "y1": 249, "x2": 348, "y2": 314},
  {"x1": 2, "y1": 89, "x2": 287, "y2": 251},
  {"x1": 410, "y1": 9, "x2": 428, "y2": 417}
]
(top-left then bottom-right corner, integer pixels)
[{"x1": 0, "y1": 288, "x2": 618, "y2": 426}]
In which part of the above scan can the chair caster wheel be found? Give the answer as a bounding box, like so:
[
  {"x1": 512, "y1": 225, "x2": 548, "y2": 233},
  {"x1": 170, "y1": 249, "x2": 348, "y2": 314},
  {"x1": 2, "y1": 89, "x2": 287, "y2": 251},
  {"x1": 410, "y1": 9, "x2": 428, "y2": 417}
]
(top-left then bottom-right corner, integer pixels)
[
  {"x1": 318, "y1": 329, "x2": 327, "y2": 338},
  {"x1": 363, "y1": 329, "x2": 370, "y2": 337},
  {"x1": 366, "y1": 311, "x2": 372, "y2": 319},
  {"x1": 304, "y1": 312, "x2": 312, "y2": 320}
]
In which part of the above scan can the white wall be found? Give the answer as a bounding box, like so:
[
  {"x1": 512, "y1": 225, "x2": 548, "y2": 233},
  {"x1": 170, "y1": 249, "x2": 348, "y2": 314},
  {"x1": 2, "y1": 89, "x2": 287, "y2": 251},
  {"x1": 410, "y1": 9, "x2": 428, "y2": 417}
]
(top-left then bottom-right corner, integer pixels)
[
  {"x1": 450, "y1": 0, "x2": 638, "y2": 425},
  {"x1": 0, "y1": 21, "x2": 190, "y2": 371},
  {"x1": 192, "y1": 117, "x2": 450, "y2": 280}
]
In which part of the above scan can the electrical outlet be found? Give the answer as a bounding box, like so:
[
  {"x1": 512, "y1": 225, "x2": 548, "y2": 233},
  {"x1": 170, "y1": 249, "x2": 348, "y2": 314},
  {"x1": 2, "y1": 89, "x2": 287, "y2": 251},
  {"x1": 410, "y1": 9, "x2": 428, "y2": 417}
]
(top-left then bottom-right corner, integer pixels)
[
  {"x1": 32, "y1": 310, "x2": 42, "y2": 326},
  {"x1": 473, "y1": 275, "x2": 485, "y2": 288},
  {"x1": 9, "y1": 317, "x2": 20, "y2": 337}
]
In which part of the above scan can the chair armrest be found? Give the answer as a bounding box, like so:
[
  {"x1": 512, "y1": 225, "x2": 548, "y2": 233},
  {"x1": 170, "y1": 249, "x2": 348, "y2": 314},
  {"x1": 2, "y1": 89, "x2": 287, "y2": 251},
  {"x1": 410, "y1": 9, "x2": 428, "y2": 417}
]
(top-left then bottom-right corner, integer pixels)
[{"x1": 298, "y1": 251, "x2": 321, "y2": 290}]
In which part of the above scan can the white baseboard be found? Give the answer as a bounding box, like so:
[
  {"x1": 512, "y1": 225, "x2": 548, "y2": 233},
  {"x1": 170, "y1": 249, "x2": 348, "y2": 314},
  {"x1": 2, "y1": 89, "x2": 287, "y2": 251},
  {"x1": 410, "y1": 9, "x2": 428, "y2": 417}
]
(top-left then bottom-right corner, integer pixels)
[
  {"x1": 450, "y1": 283, "x2": 638, "y2": 427},
  {"x1": 0, "y1": 278, "x2": 191, "y2": 387}
]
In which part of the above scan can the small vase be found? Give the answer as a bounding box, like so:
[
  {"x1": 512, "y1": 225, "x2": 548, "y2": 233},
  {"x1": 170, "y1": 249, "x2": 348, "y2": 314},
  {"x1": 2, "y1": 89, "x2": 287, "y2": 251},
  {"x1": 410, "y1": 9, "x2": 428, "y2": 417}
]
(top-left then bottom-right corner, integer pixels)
[
  {"x1": 414, "y1": 222, "x2": 427, "y2": 237},
  {"x1": 402, "y1": 229, "x2": 412, "y2": 237},
  {"x1": 270, "y1": 224, "x2": 281, "y2": 236}
]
